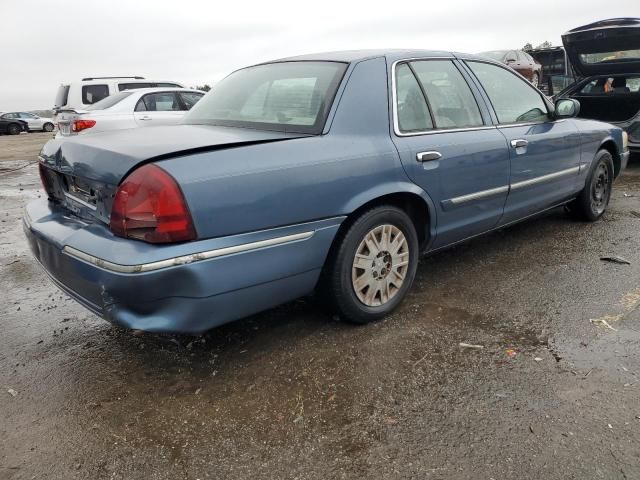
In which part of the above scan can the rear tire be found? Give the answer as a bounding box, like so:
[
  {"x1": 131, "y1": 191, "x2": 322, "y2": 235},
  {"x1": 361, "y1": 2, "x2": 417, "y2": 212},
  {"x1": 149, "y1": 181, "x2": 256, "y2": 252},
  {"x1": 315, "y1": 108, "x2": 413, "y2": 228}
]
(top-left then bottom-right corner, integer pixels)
[
  {"x1": 568, "y1": 149, "x2": 614, "y2": 221},
  {"x1": 7, "y1": 123, "x2": 21, "y2": 135},
  {"x1": 43, "y1": 122, "x2": 54, "y2": 132},
  {"x1": 322, "y1": 206, "x2": 419, "y2": 324}
]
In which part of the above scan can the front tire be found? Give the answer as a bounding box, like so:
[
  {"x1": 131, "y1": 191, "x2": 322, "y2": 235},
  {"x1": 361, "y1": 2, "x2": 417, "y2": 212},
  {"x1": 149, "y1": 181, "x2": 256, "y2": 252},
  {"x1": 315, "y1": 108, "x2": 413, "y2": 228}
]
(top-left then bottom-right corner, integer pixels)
[
  {"x1": 568, "y1": 149, "x2": 614, "y2": 221},
  {"x1": 43, "y1": 122, "x2": 54, "y2": 132},
  {"x1": 7, "y1": 123, "x2": 21, "y2": 135},
  {"x1": 324, "y1": 206, "x2": 419, "y2": 324}
]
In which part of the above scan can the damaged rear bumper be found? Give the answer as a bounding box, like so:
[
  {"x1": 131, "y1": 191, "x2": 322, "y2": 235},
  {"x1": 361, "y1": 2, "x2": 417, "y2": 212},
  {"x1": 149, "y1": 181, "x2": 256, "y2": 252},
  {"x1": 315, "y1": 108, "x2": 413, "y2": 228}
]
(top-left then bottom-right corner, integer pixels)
[{"x1": 24, "y1": 199, "x2": 342, "y2": 333}]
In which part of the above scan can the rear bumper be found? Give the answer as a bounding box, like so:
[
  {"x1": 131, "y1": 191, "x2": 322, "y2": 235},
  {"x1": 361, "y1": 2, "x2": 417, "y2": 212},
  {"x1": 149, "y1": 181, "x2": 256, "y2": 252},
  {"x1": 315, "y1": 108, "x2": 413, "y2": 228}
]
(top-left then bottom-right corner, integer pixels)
[{"x1": 24, "y1": 200, "x2": 342, "y2": 333}]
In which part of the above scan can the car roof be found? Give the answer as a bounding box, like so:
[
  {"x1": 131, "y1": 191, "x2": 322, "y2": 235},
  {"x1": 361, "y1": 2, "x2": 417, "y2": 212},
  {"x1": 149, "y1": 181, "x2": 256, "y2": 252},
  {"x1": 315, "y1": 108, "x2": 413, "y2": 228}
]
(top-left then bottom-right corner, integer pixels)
[
  {"x1": 262, "y1": 49, "x2": 498, "y2": 65},
  {"x1": 121, "y1": 87, "x2": 204, "y2": 95}
]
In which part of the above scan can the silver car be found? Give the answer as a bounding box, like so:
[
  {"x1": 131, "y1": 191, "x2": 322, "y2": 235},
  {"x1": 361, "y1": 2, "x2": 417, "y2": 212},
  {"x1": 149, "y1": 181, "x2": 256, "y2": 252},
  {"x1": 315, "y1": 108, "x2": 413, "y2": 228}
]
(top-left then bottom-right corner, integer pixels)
[{"x1": 0, "y1": 112, "x2": 55, "y2": 132}]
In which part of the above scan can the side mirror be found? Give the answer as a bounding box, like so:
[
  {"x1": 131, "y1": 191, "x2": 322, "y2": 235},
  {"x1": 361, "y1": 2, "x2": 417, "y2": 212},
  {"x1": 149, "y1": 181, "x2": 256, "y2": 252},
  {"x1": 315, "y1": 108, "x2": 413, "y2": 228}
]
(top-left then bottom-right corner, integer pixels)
[
  {"x1": 554, "y1": 98, "x2": 580, "y2": 119},
  {"x1": 506, "y1": 58, "x2": 516, "y2": 63}
]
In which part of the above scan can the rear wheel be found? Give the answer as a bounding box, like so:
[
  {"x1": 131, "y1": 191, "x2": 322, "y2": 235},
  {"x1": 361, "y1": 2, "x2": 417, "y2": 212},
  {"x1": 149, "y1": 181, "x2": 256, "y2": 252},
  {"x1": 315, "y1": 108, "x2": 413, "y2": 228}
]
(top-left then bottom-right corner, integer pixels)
[
  {"x1": 7, "y1": 123, "x2": 21, "y2": 135},
  {"x1": 568, "y1": 149, "x2": 614, "y2": 221},
  {"x1": 323, "y1": 206, "x2": 419, "y2": 324},
  {"x1": 43, "y1": 122, "x2": 54, "y2": 132}
]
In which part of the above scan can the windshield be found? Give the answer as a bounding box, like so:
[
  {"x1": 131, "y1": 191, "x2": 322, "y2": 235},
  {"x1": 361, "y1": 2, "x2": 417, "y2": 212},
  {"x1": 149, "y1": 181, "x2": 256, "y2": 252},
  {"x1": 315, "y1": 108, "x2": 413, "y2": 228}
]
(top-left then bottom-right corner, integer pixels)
[
  {"x1": 86, "y1": 91, "x2": 134, "y2": 111},
  {"x1": 580, "y1": 49, "x2": 640, "y2": 64},
  {"x1": 479, "y1": 51, "x2": 507, "y2": 61},
  {"x1": 184, "y1": 61, "x2": 347, "y2": 134}
]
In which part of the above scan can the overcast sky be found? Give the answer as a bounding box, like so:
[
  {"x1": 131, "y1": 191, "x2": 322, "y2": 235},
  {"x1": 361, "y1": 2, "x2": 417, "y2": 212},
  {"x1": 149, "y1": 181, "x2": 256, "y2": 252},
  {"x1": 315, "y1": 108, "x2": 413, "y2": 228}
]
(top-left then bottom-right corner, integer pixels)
[{"x1": 1, "y1": 0, "x2": 637, "y2": 111}]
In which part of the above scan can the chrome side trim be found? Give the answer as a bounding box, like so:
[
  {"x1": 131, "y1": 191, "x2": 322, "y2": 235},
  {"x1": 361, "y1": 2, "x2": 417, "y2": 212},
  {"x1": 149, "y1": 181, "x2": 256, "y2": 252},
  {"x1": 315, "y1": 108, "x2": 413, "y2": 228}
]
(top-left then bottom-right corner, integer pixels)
[
  {"x1": 510, "y1": 166, "x2": 580, "y2": 190},
  {"x1": 390, "y1": 58, "x2": 496, "y2": 138},
  {"x1": 63, "y1": 231, "x2": 315, "y2": 274},
  {"x1": 449, "y1": 185, "x2": 510, "y2": 205}
]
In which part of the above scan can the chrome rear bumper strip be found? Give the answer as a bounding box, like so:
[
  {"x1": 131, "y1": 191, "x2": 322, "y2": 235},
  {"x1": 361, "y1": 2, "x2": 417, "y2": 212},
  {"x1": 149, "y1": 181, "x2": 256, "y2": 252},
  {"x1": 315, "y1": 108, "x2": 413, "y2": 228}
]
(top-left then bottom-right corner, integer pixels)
[{"x1": 63, "y1": 231, "x2": 315, "y2": 274}]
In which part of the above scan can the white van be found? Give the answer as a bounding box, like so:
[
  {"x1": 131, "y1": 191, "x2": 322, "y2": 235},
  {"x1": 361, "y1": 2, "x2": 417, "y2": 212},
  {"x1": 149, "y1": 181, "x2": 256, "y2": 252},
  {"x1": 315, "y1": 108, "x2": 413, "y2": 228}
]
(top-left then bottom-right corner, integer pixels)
[{"x1": 53, "y1": 76, "x2": 185, "y2": 113}]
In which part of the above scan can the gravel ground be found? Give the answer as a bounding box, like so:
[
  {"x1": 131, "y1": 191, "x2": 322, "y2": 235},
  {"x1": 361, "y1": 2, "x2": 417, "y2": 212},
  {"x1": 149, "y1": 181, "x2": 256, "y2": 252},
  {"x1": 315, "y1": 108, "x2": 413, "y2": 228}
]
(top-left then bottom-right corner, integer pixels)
[{"x1": 1, "y1": 132, "x2": 640, "y2": 479}]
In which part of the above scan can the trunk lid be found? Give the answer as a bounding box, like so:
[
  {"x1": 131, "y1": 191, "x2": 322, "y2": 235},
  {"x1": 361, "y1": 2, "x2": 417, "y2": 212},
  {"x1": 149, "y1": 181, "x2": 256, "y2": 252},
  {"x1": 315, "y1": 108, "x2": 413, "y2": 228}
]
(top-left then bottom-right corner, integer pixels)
[
  {"x1": 562, "y1": 18, "x2": 640, "y2": 78},
  {"x1": 39, "y1": 124, "x2": 308, "y2": 225},
  {"x1": 55, "y1": 107, "x2": 90, "y2": 136}
]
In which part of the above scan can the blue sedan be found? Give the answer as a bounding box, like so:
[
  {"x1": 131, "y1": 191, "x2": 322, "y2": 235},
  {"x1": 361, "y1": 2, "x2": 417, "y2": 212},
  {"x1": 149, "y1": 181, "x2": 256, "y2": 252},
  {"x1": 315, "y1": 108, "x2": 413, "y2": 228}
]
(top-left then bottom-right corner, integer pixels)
[{"x1": 25, "y1": 50, "x2": 630, "y2": 333}]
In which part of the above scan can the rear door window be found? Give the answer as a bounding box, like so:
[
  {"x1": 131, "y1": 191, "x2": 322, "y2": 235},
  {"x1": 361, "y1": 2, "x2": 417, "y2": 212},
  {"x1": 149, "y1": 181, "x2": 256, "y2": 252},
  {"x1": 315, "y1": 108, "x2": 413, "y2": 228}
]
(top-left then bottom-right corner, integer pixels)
[
  {"x1": 410, "y1": 60, "x2": 484, "y2": 129},
  {"x1": 178, "y1": 92, "x2": 204, "y2": 110},
  {"x1": 467, "y1": 61, "x2": 549, "y2": 124},
  {"x1": 82, "y1": 84, "x2": 109, "y2": 104},
  {"x1": 395, "y1": 63, "x2": 433, "y2": 132},
  {"x1": 135, "y1": 92, "x2": 182, "y2": 111}
]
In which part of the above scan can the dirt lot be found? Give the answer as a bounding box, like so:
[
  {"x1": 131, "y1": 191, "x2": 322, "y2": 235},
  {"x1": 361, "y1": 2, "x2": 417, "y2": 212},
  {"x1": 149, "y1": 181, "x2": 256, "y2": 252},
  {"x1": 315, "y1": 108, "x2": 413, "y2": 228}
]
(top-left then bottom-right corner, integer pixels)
[{"x1": 1, "y1": 132, "x2": 640, "y2": 479}]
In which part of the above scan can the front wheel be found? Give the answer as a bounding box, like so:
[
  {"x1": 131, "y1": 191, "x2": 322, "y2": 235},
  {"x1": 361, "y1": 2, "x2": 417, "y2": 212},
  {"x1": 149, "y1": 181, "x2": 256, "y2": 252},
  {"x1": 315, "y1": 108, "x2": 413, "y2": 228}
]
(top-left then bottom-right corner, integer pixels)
[
  {"x1": 568, "y1": 150, "x2": 614, "y2": 221},
  {"x1": 7, "y1": 123, "x2": 21, "y2": 135},
  {"x1": 324, "y1": 206, "x2": 419, "y2": 324}
]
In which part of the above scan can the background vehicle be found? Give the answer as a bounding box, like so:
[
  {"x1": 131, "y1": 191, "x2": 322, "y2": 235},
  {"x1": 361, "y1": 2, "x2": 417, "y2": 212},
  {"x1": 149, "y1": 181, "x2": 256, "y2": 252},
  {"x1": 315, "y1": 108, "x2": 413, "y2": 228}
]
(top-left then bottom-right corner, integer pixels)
[
  {"x1": 526, "y1": 46, "x2": 575, "y2": 95},
  {"x1": 56, "y1": 88, "x2": 205, "y2": 136},
  {"x1": 557, "y1": 18, "x2": 640, "y2": 152},
  {"x1": 0, "y1": 114, "x2": 28, "y2": 135},
  {"x1": 26, "y1": 50, "x2": 628, "y2": 334},
  {"x1": 479, "y1": 50, "x2": 542, "y2": 85},
  {"x1": 53, "y1": 76, "x2": 185, "y2": 113},
  {"x1": 0, "y1": 112, "x2": 54, "y2": 132}
]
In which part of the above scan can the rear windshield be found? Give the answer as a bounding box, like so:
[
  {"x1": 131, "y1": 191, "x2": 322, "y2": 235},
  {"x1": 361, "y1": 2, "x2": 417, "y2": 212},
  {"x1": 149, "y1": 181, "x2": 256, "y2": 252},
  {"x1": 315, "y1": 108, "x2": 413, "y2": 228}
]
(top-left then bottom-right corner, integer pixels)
[
  {"x1": 184, "y1": 61, "x2": 347, "y2": 134},
  {"x1": 580, "y1": 49, "x2": 640, "y2": 64},
  {"x1": 86, "y1": 91, "x2": 134, "y2": 110},
  {"x1": 54, "y1": 85, "x2": 70, "y2": 107}
]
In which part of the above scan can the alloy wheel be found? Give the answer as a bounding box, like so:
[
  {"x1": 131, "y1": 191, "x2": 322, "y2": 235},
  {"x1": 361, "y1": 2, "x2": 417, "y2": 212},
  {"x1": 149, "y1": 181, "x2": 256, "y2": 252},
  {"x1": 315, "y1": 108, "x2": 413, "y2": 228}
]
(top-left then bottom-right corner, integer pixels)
[{"x1": 591, "y1": 162, "x2": 610, "y2": 215}]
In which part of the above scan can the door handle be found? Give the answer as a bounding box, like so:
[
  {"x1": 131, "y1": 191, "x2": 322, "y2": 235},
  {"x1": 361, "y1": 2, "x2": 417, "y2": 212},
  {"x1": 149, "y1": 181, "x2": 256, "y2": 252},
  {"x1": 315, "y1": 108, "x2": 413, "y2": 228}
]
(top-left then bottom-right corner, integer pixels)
[
  {"x1": 510, "y1": 139, "x2": 528, "y2": 148},
  {"x1": 416, "y1": 151, "x2": 442, "y2": 162},
  {"x1": 139, "y1": 116, "x2": 152, "y2": 121}
]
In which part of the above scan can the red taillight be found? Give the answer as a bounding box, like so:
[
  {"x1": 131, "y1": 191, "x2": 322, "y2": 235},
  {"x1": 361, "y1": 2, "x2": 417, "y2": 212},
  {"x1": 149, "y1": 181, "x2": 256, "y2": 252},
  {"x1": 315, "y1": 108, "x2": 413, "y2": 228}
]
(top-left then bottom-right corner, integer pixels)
[
  {"x1": 38, "y1": 163, "x2": 54, "y2": 197},
  {"x1": 72, "y1": 119, "x2": 96, "y2": 132},
  {"x1": 109, "y1": 164, "x2": 196, "y2": 243}
]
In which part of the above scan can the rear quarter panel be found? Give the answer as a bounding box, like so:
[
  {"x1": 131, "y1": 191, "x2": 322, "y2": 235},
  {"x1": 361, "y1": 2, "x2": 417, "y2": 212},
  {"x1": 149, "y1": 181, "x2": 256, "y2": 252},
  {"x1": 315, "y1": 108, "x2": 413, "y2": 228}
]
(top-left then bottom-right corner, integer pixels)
[
  {"x1": 160, "y1": 57, "x2": 427, "y2": 240},
  {"x1": 572, "y1": 118, "x2": 625, "y2": 176}
]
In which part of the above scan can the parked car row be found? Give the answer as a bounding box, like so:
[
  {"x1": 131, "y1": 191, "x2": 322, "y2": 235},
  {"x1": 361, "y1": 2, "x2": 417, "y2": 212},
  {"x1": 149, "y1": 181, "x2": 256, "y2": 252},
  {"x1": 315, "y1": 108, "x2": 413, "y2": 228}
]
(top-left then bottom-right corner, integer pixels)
[
  {"x1": 0, "y1": 112, "x2": 54, "y2": 134},
  {"x1": 25, "y1": 47, "x2": 629, "y2": 334}
]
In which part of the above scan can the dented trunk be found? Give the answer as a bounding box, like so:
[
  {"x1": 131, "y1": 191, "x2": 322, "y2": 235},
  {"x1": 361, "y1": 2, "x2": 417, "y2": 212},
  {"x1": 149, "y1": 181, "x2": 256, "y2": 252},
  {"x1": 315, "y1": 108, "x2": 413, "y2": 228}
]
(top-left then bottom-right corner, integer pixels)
[{"x1": 39, "y1": 124, "x2": 306, "y2": 224}]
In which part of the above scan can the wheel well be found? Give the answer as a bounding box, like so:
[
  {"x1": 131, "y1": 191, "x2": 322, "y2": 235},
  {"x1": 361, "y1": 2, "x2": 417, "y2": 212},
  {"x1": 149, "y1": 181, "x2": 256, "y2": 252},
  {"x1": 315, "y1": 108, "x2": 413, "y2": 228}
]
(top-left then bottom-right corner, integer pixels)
[
  {"x1": 600, "y1": 140, "x2": 621, "y2": 177},
  {"x1": 337, "y1": 193, "x2": 430, "y2": 249}
]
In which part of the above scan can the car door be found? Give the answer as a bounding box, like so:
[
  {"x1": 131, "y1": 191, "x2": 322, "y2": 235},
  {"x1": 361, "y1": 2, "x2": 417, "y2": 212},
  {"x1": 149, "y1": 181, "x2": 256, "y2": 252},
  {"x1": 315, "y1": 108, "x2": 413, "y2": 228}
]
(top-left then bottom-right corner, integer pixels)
[
  {"x1": 391, "y1": 59, "x2": 511, "y2": 249},
  {"x1": 19, "y1": 113, "x2": 42, "y2": 130},
  {"x1": 464, "y1": 60, "x2": 582, "y2": 225},
  {"x1": 134, "y1": 92, "x2": 185, "y2": 126}
]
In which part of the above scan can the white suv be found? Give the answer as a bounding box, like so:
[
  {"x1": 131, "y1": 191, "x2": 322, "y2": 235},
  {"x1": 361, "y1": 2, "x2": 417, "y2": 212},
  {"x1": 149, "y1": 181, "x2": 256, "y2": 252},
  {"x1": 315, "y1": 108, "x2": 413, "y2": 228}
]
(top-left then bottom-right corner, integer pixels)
[{"x1": 53, "y1": 76, "x2": 185, "y2": 113}]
